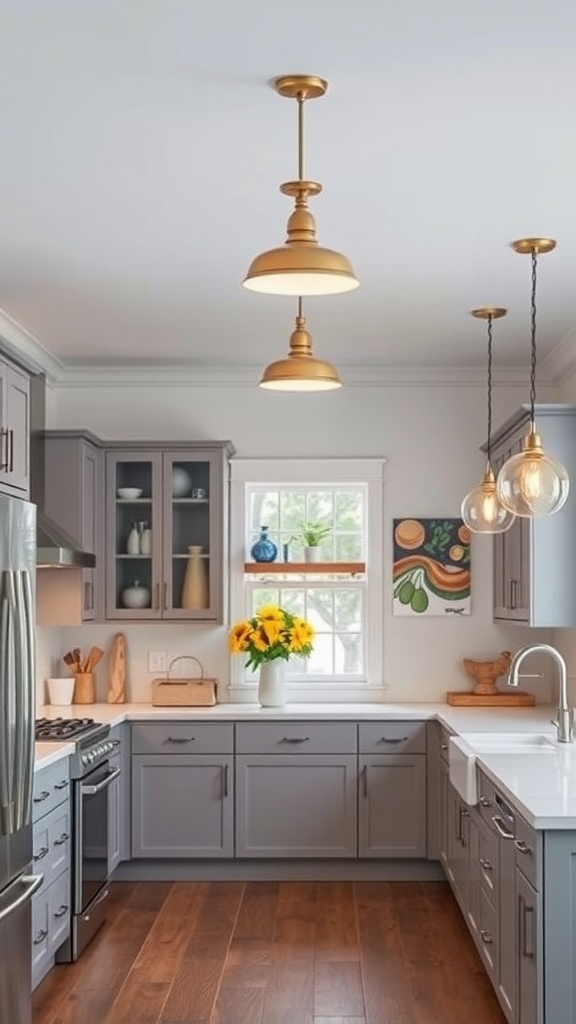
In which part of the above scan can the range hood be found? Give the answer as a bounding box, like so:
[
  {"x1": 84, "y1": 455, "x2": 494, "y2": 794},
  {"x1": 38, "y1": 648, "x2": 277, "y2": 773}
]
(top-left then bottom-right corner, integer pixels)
[
  {"x1": 31, "y1": 374, "x2": 96, "y2": 569},
  {"x1": 36, "y1": 512, "x2": 96, "y2": 569}
]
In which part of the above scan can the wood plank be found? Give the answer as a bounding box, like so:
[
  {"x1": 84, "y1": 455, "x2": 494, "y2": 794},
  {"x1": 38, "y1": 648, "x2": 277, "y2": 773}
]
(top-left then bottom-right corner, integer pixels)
[{"x1": 244, "y1": 562, "x2": 365, "y2": 575}]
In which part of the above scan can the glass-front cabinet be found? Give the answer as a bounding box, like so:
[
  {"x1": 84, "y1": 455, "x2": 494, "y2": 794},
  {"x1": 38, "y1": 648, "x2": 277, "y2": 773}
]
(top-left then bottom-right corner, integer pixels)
[{"x1": 105, "y1": 443, "x2": 233, "y2": 621}]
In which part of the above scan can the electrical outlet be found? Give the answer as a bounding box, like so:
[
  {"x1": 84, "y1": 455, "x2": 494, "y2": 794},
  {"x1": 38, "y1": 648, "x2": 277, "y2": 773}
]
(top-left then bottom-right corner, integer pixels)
[{"x1": 148, "y1": 650, "x2": 167, "y2": 673}]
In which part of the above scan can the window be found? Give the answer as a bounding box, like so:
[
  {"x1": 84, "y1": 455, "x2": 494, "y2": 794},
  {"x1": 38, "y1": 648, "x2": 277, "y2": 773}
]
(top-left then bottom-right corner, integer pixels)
[{"x1": 229, "y1": 459, "x2": 386, "y2": 702}]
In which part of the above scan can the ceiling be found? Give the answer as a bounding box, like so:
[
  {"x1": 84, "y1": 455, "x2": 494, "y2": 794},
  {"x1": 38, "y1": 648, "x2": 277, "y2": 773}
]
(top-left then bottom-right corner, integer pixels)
[{"x1": 1, "y1": 0, "x2": 576, "y2": 382}]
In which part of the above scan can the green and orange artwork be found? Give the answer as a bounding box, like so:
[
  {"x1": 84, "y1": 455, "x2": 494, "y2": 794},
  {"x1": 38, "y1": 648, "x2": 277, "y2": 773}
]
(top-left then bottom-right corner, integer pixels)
[{"x1": 393, "y1": 518, "x2": 471, "y2": 616}]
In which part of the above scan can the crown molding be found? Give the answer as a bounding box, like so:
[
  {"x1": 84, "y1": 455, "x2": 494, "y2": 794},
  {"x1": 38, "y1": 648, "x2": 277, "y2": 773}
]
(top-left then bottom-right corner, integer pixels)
[
  {"x1": 0, "y1": 301, "x2": 572, "y2": 389},
  {"x1": 27, "y1": 361, "x2": 541, "y2": 389},
  {"x1": 0, "y1": 308, "x2": 65, "y2": 382}
]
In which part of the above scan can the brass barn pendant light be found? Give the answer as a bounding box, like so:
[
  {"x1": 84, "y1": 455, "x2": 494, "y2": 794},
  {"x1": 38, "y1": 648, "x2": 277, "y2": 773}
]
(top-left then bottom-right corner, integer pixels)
[
  {"x1": 461, "y1": 308, "x2": 516, "y2": 534},
  {"x1": 259, "y1": 298, "x2": 342, "y2": 391},
  {"x1": 243, "y1": 75, "x2": 359, "y2": 296},
  {"x1": 497, "y1": 238, "x2": 569, "y2": 517}
]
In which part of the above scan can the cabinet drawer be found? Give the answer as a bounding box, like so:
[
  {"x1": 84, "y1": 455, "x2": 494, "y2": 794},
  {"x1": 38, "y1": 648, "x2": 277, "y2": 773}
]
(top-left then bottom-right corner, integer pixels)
[
  {"x1": 48, "y1": 870, "x2": 71, "y2": 954},
  {"x1": 359, "y1": 721, "x2": 426, "y2": 754},
  {"x1": 32, "y1": 761, "x2": 70, "y2": 822},
  {"x1": 33, "y1": 804, "x2": 71, "y2": 888},
  {"x1": 478, "y1": 820, "x2": 498, "y2": 902},
  {"x1": 477, "y1": 771, "x2": 516, "y2": 836},
  {"x1": 131, "y1": 721, "x2": 234, "y2": 754},
  {"x1": 236, "y1": 721, "x2": 357, "y2": 755},
  {"x1": 514, "y1": 814, "x2": 540, "y2": 890}
]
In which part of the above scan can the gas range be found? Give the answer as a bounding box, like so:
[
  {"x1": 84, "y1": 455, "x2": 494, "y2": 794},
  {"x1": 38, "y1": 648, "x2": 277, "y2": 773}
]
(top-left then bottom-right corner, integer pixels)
[{"x1": 35, "y1": 717, "x2": 113, "y2": 778}]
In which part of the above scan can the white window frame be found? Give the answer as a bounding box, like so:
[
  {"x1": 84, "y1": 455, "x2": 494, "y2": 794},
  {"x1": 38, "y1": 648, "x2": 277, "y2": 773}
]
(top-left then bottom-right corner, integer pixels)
[{"x1": 228, "y1": 458, "x2": 386, "y2": 703}]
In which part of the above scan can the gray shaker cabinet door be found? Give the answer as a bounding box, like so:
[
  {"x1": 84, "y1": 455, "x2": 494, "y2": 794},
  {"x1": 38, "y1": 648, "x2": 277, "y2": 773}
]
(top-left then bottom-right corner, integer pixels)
[
  {"x1": 132, "y1": 754, "x2": 234, "y2": 858},
  {"x1": 0, "y1": 358, "x2": 30, "y2": 497},
  {"x1": 358, "y1": 755, "x2": 426, "y2": 858},
  {"x1": 235, "y1": 754, "x2": 357, "y2": 858},
  {"x1": 515, "y1": 867, "x2": 540, "y2": 1024}
]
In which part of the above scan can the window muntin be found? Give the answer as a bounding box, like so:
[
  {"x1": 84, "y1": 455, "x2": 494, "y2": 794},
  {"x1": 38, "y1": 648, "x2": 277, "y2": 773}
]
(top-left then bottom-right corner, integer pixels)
[{"x1": 248, "y1": 485, "x2": 365, "y2": 562}]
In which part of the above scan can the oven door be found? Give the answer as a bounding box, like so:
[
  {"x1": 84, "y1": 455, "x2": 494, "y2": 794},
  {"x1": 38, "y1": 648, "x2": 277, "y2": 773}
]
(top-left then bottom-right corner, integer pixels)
[{"x1": 74, "y1": 762, "x2": 121, "y2": 915}]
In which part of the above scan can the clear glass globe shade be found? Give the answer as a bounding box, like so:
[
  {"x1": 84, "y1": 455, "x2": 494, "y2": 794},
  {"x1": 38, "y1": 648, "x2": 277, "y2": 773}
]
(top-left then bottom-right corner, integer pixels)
[
  {"x1": 497, "y1": 447, "x2": 570, "y2": 517},
  {"x1": 461, "y1": 477, "x2": 516, "y2": 534}
]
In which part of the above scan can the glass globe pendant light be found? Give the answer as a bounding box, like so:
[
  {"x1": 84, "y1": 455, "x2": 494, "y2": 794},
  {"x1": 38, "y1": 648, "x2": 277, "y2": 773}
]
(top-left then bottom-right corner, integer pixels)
[
  {"x1": 461, "y1": 308, "x2": 516, "y2": 533},
  {"x1": 243, "y1": 75, "x2": 359, "y2": 296},
  {"x1": 259, "y1": 297, "x2": 342, "y2": 391},
  {"x1": 497, "y1": 238, "x2": 569, "y2": 517}
]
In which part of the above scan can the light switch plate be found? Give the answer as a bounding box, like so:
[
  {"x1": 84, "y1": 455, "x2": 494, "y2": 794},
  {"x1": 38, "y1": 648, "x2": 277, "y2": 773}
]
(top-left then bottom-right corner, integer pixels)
[{"x1": 148, "y1": 650, "x2": 167, "y2": 673}]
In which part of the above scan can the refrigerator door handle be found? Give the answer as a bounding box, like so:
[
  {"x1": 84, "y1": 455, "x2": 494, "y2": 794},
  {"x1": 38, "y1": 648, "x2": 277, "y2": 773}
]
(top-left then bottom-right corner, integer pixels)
[
  {"x1": 0, "y1": 873, "x2": 44, "y2": 923},
  {"x1": 0, "y1": 573, "x2": 15, "y2": 835},
  {"x1": 14, "y1": 569, "x2": 35, "y2": 831},
  {"x1": 0, "y1": 570, "x2": 35, "y2": 835}
]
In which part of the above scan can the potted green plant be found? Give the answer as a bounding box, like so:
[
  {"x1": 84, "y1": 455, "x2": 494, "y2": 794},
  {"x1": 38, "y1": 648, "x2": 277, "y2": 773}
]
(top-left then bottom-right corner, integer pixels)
[{"x1": 298, "y1": 520, "x2": 331, "y2": 562}]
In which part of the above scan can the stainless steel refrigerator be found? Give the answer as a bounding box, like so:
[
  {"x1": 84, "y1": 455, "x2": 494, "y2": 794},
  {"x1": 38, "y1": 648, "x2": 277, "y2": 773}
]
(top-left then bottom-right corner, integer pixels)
[{"x1": 0, "y1": 494, "x2": 43, "y2": 1024}]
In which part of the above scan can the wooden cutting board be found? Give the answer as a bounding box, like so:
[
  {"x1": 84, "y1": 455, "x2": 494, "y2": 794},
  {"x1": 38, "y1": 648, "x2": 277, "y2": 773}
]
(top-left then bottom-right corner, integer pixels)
[
  {"x1": 107, "y1": 633, "x2": 126, "y2": 703},
  {"x1": 446, "y1": 690, "x2": 535, "y2": 706}
]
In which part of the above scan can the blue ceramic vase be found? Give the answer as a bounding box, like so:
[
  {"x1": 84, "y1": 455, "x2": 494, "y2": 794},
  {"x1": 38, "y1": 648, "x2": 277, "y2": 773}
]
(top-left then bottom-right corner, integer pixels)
[{"x1": 250, "y1": 526, "x2": 278, "y2": 563}]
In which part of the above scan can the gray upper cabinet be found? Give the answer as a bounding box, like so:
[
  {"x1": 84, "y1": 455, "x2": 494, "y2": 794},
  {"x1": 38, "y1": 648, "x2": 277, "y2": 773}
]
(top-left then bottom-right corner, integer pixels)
[
  {"x1": 105, "y1": 442, "x2": 234, "y2": 621},
  {"x1": 43, "y1": 431, "x2": 102, "y2": 620},
  {"x1": 0, "y1": 356, "x2": 30, "y2": 497},
  {"x1": 489, "y1": 405, "x2": 576, "y2": 626}
]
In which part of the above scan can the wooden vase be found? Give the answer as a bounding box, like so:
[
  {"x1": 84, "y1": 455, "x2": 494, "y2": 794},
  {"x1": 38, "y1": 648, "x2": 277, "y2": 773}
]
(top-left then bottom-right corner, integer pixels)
[{"x1": 181, "y1": 545, "x2": 209, "y2": 609}]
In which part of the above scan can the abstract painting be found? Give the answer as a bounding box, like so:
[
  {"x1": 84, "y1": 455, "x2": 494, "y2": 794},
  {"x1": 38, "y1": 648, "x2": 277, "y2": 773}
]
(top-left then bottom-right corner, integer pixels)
[{"x1": 393, "y1": 517, "x2": 471, "y2": 616}]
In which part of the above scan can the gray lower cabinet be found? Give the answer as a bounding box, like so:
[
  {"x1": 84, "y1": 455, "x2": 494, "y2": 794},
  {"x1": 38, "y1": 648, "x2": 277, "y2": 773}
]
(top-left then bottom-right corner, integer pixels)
[
  {"x1": 358, "y1": 721, "x2": 427, "y2": 858},
  {"x1": 108, "y1": 724, "x2": 130, "y2": 873},
  {"x1": 235, "y1": 721, "x2": 357, "y2": 858},
  {"x1": 131, "y1": 722, "x2": 234, "y2": 858},
  {"x1": 473, "y1": 770, "x2": 543, "y2": 1024},
  {"x1": 31, "y1": 759, "x2": 71, "y2": 989}
]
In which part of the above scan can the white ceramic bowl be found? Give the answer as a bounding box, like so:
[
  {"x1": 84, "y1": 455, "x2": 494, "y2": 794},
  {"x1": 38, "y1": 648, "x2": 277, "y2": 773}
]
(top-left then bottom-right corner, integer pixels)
[{"x1": 117, "y1": 487, "x2": 143, "y2": 500}]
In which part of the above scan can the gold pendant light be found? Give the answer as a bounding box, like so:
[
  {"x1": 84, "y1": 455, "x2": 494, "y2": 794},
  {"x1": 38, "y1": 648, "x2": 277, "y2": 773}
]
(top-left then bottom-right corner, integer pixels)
[
  {"x1": 259, "y1": 298, "x2": 342, "y2": 391},
  {"x1": 497, "y1": 238, "x2": 569, "y2": 517},
  {"x1": 461, "y1": 308, "x2": 516, "y2": 534},
  {"x1": 243, "y1": 75, "x2": 359, "y2": 296}
]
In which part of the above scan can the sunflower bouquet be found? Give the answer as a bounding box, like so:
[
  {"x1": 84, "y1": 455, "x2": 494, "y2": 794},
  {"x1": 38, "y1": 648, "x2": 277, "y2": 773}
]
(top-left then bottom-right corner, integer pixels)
[{"x1": 229, "y1": 604, "x2": 315, "y2": 669}]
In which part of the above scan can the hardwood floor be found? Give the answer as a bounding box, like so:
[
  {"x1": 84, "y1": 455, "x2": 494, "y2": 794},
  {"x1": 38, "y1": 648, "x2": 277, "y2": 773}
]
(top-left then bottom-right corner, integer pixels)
[{"x1": 32, "y1": 880, "x2": 506, "y2": 1024}]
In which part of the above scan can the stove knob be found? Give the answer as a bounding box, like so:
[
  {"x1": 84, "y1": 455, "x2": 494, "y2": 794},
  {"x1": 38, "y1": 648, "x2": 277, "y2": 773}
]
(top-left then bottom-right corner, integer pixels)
[
  {"x1": 87, "y1": 751, "x2": 95, "y2": 762},
  {"x1": 81, "y1": 753, "x2": 89, "y2": 766}
]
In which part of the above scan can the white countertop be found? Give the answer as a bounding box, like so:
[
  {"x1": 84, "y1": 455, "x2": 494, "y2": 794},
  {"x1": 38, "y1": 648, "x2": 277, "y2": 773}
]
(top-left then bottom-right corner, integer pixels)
[
  {"x1": 34, "y1": 740, "x2": 75, "y2": 770},
  {"x1": 34, "y1": 701, "x2": 576, "y2": 828}
]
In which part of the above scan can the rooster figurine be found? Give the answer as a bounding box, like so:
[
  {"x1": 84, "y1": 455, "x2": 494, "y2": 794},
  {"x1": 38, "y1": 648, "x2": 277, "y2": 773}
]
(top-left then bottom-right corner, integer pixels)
[{"x1": 462, "y1": 650, "x2": 512, "y2": 696}]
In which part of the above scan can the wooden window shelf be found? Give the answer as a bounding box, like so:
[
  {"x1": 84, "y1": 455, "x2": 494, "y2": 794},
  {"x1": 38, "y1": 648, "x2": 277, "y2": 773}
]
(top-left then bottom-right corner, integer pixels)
[{"x1": 244, "y1": 561, "x2": 365, "y2": 575}]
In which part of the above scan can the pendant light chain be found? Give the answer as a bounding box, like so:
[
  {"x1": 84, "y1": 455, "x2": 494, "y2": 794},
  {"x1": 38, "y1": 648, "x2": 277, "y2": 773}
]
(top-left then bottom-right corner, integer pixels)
[
  {"x1": 486, "y1": 314, "x2": 493, "y2": 466},
  {"x1": 529, "y1": 250, "x2": 538, "y2": 428}
]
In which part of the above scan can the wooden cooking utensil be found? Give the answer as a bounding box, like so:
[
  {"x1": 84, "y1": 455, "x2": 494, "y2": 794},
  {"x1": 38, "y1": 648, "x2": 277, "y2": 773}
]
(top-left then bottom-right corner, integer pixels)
[
  {"x1": 63, "y1": 651, "x2": 78, "y2": 673},
  {"x1": 85, "y1": 646, "x2": 105, "y2": 672}
]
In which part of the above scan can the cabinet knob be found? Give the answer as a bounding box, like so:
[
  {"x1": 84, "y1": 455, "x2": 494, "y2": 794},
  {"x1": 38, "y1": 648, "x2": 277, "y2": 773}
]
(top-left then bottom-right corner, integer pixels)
[{"x1": 480, "y1": 929, "x2": 493, "y2": 945}]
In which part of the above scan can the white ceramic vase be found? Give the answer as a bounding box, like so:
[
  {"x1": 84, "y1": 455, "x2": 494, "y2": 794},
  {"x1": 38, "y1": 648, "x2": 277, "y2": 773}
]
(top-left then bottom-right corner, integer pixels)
[
  {"x1": 258, "y1": 659, "x2": 287, "y2": 707},
  {"x1": 304, "y1": 545, "x2": 321, "y2": 562}
]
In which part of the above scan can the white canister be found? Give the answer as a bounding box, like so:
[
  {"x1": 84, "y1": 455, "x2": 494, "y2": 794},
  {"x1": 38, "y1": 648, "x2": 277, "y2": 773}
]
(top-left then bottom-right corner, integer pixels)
[{"x1": 46, "y1": 677, "x2": 76, "y2": 705}]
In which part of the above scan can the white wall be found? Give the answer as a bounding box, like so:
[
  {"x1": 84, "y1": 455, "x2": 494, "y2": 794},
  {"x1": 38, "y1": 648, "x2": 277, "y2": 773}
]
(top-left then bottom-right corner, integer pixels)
[{"x1": 39, "y1": 376, "x2": 558, "y2": 705}]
